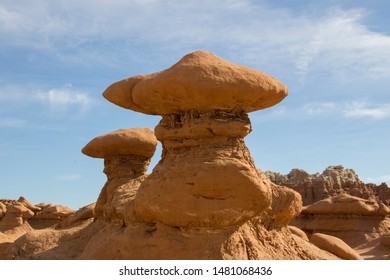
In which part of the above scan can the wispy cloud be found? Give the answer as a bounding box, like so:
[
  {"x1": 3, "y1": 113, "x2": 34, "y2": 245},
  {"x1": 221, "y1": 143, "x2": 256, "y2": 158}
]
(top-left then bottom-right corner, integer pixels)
[
  {"x1": 1, "y1": 1, "x2": 390, "y2": 82},
  {"x1": 0, "y1": 118, "x2": 26, "y2": 127},
  {"x1": 302, "y1": 102, "x2": 337, "y2": 115},
  {"x1": 342, "y1": 101, "x2": 390, "y2": 119},
  {"x1": 36, "y1": 84, "x2": 93, "y2": 114},
  {"x1": 259, "y1": 100, "x2": 390, "y2": 120}
]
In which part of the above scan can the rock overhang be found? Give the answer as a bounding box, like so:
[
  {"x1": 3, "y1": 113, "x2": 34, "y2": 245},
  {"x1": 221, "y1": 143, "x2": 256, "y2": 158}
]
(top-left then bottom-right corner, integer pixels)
[{"x1": 103, "y1": 50, "x2": 288, "y2": 115}]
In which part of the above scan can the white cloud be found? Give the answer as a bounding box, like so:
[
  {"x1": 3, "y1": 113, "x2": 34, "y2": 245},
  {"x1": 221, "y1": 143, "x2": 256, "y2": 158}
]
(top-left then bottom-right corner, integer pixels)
[
  {"x1": 302, "y1": 102, "x2": 337, "y2": 115},
  {"x1": 258, "y1": 100, "x2": 390, "y2": 120},
  {"x1": 36, "y1": 85, "x2": 93, "y2": 114},
  {"x1": 1, "y1": 1, "x2": 390, "y2": 82},
  {"x1": 343, "y1": 101, "x2": 390, "y2": 119},
  {"x1": 0, "y1": 118, "x2": 26, "y2": 127}
]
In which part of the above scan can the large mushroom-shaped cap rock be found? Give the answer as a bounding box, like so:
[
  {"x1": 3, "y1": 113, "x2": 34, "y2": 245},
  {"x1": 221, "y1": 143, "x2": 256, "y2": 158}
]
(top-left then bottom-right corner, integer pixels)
[
  {"x1": 103, "y1": 50, "x2": 288, "y2": 115},
  {"x1": 81, "y1": 128, "x2": 157, "y2": 159}
]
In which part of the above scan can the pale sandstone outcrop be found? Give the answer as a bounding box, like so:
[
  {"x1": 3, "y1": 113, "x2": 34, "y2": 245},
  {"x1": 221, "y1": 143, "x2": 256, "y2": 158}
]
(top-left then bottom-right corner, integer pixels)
[
  {"x1": 82, "y1": 128, "x2": 157, "y2": 223},
  {"x1": 310, "y1": 233, "x2": 363, "y2": 260},
  {"x1": 266, "y1": 165, "x2": 390, "y2": 206}
]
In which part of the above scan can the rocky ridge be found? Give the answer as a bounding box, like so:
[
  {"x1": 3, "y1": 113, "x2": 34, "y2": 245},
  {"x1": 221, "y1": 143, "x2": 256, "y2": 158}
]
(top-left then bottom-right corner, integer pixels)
[{"x1": 265, "y1": 165, "x2": 390, "y2": 206}]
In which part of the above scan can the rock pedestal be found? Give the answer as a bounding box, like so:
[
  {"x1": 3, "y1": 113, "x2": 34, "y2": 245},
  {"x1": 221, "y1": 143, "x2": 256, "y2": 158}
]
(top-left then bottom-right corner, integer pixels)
[
  {"x1": 82, "y1": 128, "x2": 157, "y2": 223},
  {"x1": 134, "y1": 111, "x2": 272, "y2": 228},
  {"x1": 80, "y1": 51, "x2": 314, "y2": 260}
]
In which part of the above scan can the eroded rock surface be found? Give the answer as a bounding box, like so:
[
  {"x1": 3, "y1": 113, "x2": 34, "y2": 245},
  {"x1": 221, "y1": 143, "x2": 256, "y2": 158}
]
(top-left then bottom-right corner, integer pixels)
[
  {"x1": 310, "y1": 233, "x2": 363, "y2": 260},
  {"x1": 82, "y1": 128, "x2": 157, "y2": 223},
  {"x1": 266, "y1": 165, "x2": 390, "y2": 206}
]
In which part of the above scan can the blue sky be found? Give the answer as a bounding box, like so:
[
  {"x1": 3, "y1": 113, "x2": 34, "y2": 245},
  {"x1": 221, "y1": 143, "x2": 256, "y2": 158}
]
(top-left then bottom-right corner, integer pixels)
[{"x1": 1, "y1": 0, "x2": 389, "y2": 209}]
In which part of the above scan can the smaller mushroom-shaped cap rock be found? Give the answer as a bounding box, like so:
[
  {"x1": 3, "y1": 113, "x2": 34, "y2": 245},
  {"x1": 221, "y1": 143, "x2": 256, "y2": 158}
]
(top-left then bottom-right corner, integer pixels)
[
  {"x1": 82, "y1": 128, "x2": 157, "y2": 159},
  {"x1": 103, "y1": 50, "x2": 288, "y2": 115}
]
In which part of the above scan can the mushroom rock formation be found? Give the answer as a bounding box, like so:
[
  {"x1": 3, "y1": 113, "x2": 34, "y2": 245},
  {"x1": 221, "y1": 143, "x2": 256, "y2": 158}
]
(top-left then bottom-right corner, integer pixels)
[
  {"x1": 0, "y1": 202, "x2": 34, "y2": 231},
  {"x1": 76, "y1": 51, "x2": 335, "y2": 260},
  {"x1": 103, "y1": 50, "x2": 290, "y2": 229},
  {"x1": 82, "y1": 128, "x2": 157, "y2": 223}
]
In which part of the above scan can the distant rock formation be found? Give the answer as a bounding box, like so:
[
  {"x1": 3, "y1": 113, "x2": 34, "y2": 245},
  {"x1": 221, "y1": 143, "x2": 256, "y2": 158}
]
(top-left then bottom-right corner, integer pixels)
[
  {"x1": 0, "y1": 197, "x2": 77, "y2": 233},
  {"x1": 291, "y1": 193, "x2": 390, "y2": 254},
  {"x1": 0, "y1": 197, "x2": 98, "y2": 259},
  {"x1": 266, "y1": 165, "x2": 390, "y2": 206}
]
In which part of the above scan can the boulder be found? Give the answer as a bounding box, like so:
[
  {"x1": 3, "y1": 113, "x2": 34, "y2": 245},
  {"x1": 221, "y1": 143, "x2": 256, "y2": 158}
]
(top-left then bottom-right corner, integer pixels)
[
  {"x1": 288, "y1": 225, "x2": 309, "y2": 242},
  {"x1": 310, "y1": 233, "x2": 363, "y2": 260}
]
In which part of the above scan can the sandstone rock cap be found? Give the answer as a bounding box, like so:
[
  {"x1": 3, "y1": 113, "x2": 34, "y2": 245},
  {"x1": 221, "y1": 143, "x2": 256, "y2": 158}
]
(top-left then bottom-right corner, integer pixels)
[
  {"x1": 82, "y1": 128, "x2": 157, "y2": 159},
  {"x1": 103, "y1": 50, "x2": 288, "y2": 115}
]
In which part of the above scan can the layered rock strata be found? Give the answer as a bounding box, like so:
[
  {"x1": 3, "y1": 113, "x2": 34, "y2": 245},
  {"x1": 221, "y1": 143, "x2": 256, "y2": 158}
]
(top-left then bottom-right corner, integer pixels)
[
  {"x1": 266, "y1": 165, "x2": 390, "y2": 206},
  {"x1": 292, "y1": 194, "x2": 390, "y2": 248}
]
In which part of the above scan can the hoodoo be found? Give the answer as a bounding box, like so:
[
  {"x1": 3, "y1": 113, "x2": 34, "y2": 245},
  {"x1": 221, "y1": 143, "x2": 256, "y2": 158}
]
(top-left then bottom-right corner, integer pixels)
[
  {"x1": 77, "y1": 51, "x2": 323, "y2": 260},
  {"x1": 104, "y1": 51, "x2": 290, "y2": 228},
  {"x1": 82, "y1": 128, "x2": 157, "y2": 223}
]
